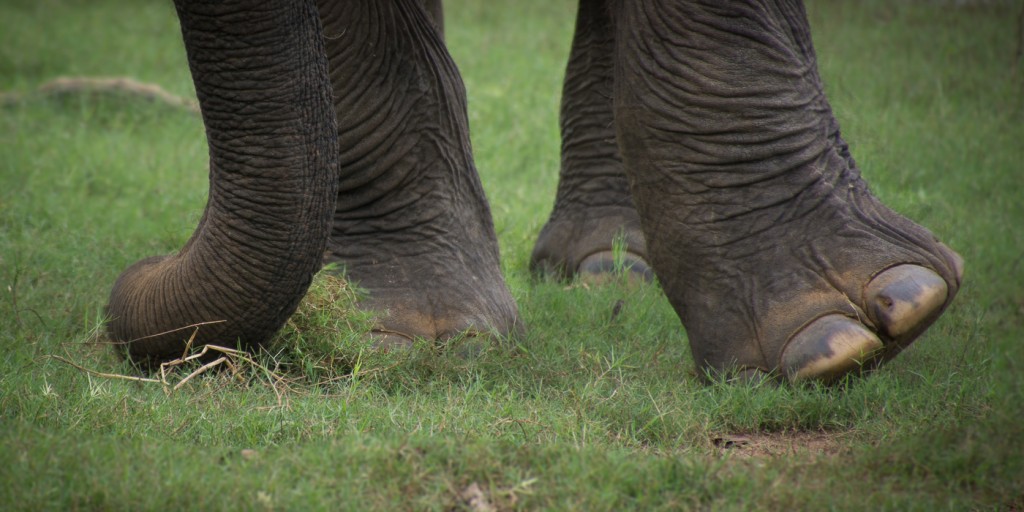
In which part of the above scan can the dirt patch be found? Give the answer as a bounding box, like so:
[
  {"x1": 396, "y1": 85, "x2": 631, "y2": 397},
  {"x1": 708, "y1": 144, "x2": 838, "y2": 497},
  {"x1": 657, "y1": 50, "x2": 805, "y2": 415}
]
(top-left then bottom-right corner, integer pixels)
[{"x1": 712, "y1": 431, "x2": 854, "y2": 459}]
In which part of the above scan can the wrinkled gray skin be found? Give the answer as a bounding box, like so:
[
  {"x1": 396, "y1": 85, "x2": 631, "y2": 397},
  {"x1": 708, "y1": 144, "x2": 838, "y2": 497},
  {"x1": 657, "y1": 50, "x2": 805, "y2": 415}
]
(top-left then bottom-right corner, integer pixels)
[
  {"x1": 106, "y1": 0, "x2": 340, "y2": 365},
  {"x1": 107, "y1": 0, "x2": 962, "y2": 383}
]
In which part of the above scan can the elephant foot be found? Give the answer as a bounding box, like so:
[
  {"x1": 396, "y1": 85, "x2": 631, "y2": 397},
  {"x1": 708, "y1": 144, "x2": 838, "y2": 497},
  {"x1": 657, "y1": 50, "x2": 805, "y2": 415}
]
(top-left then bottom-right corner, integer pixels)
[
  {"x1": 531, "y1": 206, "x2": 653, "y2": 284},
  {"x1": 610, "y1": 0, "x2": 964, "y2": 384},
  {"x1": 328, "y1": 262, "x2": 522, "y2": 351},
  {"x1": 316, "y1": 0, "x2": 520, "y2": 352},
  {"x1": 779, "y1": 257, "x2": 961, "y2": 382},
  {"x1": 626, "y1": 158, "x2": 964, "y2": 385},
  {"x1": 666, "y1": 214, "x2": 961, "y2": 384},
  {"x1": 326, "y1": 234, "x2": 522, "y2": 352}
]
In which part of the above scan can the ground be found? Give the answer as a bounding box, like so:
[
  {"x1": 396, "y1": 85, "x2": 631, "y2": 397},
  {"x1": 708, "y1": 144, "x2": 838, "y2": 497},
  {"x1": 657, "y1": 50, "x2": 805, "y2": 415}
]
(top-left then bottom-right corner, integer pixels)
[{"x1": 0, "y1": 0, "x2": 1022, "y2": 509}]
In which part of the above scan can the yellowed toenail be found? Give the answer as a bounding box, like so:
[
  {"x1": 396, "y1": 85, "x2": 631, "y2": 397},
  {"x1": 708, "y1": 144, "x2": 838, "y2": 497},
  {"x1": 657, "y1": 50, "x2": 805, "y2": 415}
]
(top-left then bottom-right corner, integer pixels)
[
  {"x1": 866, "y1": 265, "x2": 948, "y2": 339},
  {"x1": 783, "y1": 315, "x2": 884, "y2": 383}
]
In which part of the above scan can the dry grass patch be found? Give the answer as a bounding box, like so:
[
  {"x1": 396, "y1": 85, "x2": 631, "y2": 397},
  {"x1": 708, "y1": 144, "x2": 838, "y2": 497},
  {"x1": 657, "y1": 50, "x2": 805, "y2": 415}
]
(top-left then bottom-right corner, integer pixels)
[
  {"x1": 1, "y1": 76, "x2": 199, "y2": 112},
  {"x1": 713, "y1": 430, "x2": 855, "y2": 459},
  {"x1": 50, "y1": 269, "x2": 379, "y2": 402}
]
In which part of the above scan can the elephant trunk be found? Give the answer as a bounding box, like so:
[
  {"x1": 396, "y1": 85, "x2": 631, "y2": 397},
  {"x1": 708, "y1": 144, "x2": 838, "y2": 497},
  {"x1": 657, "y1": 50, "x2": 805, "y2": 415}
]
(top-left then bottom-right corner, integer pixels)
[{"x1": 106, "y1": 0, "x2": 339, "y2": 366}]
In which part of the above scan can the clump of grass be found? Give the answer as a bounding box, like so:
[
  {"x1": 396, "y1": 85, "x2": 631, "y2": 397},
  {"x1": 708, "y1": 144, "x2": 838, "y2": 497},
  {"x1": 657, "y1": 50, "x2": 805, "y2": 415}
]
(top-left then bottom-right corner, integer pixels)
[
  {"x1": 57, "y1": 265, "x2": 516, "y2": 403},
  {"x1": 51, "y1": 268, "x2": 390, "y2": 397},
  {"x1": 264, "y1": 267, "x2": 384, "y2": 385},
  {"x1": 261, "y1": 267, "x2": 491, "y2": 393}
]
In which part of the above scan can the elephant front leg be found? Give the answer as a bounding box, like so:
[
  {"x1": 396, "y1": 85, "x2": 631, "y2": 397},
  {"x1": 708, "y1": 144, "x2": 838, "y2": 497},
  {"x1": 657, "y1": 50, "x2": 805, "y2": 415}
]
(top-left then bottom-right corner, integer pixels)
[
  {"x1": 317, "y1": 0, "x2": 520, "y2": 348},
  {"x1": 613, "y1": 0, "x2": 963, "y2": 383},
  {"x1": 530, "y1": 0, "x2": 652, "y2": 284}
]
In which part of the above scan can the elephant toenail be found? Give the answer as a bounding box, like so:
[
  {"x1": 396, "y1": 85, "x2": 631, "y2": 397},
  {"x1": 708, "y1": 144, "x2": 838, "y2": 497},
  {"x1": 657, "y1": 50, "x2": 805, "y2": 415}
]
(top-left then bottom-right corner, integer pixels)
[
  {"x1": 865, "y1": 264, "x2": 948, "y2": 340},
  {"x1": 369, "y1": 331, "x2": 414, "y2": 351},
  {"x1": 781, "y1": 315, "x2": 884, "y2": 384},
  {"x1": 578, "y1": 250, "x2": 654, "y2": 284}
]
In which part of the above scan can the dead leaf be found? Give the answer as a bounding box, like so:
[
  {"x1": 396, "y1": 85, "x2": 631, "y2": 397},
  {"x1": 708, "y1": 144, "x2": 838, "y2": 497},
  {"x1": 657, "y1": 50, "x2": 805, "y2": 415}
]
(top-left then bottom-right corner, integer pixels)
[{"x1": 459, "y1": 482, "x2": 496, "y2": 512}]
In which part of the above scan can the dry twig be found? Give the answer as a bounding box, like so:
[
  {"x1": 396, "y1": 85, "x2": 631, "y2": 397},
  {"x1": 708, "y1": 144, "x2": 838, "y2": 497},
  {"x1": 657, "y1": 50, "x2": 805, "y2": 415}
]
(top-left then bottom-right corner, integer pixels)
[
  {"x1": 53, "y1": 337, "x2": 295, "y2": 405},
  {"x1": 49, "y1": 355, "x2": 162, "y2": 384}
]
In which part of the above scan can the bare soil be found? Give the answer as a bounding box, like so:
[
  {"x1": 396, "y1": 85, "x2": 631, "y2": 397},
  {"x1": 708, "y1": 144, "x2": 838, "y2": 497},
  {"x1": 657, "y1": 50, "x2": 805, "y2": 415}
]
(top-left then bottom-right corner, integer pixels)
[{"x1": 712, "y1": 431, "x2": 854, "y2": 459}]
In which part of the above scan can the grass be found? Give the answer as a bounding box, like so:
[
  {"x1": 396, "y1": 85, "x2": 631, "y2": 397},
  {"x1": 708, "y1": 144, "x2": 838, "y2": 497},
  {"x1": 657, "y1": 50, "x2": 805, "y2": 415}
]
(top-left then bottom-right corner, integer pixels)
[{"x1": 1, "y1": 0, "x2": 1022, "y2": 509}]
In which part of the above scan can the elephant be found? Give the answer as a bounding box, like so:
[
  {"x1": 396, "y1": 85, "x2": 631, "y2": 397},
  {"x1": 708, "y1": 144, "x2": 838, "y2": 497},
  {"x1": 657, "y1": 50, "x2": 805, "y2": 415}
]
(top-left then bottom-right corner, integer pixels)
[{"x1": 105, "y1": 0, "x2": 963, "y2": 384}]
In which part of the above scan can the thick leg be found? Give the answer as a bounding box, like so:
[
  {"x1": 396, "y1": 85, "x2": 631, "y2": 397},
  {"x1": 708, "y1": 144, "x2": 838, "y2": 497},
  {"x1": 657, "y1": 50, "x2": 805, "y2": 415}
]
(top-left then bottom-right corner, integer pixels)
[
  {"x1": 420, "y1": 0, "x2": 444, "y2": 40},
  {"x1": 107, "y1": 0, "x2": 339, "y2": 366},
  {"x1": 316, "y1": 0, "x2": 520, "y2": 347},
  {"x1": 531, "y1": 0, "x2": 651, "y2": 283},
  {"x1": 613, "y1": 0, "x2": 963, "y2": 383}
]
